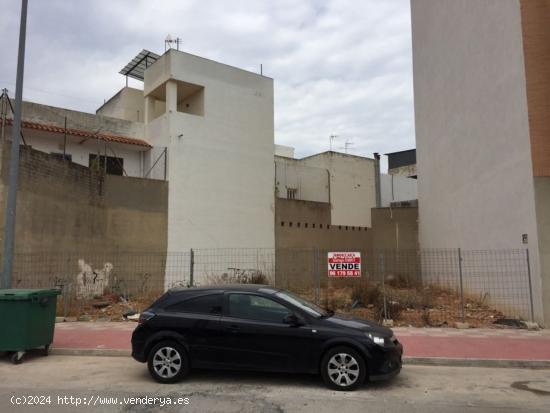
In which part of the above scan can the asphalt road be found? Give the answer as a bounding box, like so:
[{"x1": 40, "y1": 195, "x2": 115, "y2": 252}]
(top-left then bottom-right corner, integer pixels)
[{"x1": 0, "y1": 354, "x2": 549, "y2": 413}]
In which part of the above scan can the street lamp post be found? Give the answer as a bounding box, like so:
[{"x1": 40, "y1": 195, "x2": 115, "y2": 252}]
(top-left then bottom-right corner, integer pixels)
[{"x1": 2, "y1": 0, "x2": 28, "y2": 289}]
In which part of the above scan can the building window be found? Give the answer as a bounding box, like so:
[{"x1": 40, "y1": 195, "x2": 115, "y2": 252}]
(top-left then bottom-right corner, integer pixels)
[
  {"x1": 281, "y1": 221, "x2": 285, "y2": 227},
  {"x1": 297, "y1": 222, "x2": 301, "y2": 228},
  {"x1": 312, "y1": 223, "x2": 316, "y2": 228},
  {"x1": 287, "y1": 188, "x2": 297, "y2": 200},
  {"x1": 89, "y1": 154, "x2": 124, "y2": 176},
  {"x1": 50, "y1": 152, "x2": 72, "y2": 161},
  {"x1": 289, "y1": 222, "x2": 293, "y2": 227},
  {"x1": 320, "y1": 224, "x2": 323, "y2": 229},
  {"x1": 305, "y1": 223, "x2": 308, "y2": 228}
]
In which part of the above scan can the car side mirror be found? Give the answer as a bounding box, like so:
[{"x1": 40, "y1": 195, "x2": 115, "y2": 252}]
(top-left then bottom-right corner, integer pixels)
[{"x1": 283, "y1": 314, "x2": 303, "y2": 326}]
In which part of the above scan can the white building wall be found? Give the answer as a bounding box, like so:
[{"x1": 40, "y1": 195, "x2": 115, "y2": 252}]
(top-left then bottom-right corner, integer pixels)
[
  {"x1": 96, "y1": 87, "x2": 145, "y2": 122},
  {"x1": 144, "y1": 50, "x2": 275, "y2": 256},
  {"x1": 274, "y1": 156, "x2": 329, "y2": 203},
  {"x1": 275, "y1": 144, "x2": 295, "y2": 158},
  {"x1": 411, "y1": 0, "x2": 543, "y2": 321},
  {"x1": 20, "y1": 101, "x2": 145, "y2": 140},
  {"x1": 5, "y1": 127, "x2": 145, "y2": 178},
  {"x1": 144, "y1": 115, "x2": 169, "y2": 180},
  {"x1": 4, "y1": 99, "x2": 150, "y2": 178},
  {"x1": 301, "y1": 152, "x2": 376, "y2": 227},
  {"x1": 380, "y1": 174, "x2": 417, "y2": 207},
  {"x1": 412, "y1": 0, "x2": 538, "y2": 249}
]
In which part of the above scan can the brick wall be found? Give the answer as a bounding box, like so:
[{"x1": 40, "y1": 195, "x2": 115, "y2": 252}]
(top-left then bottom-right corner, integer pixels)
[{"x1": 520, "y1": 0, "x2": 550, "y2": 177}]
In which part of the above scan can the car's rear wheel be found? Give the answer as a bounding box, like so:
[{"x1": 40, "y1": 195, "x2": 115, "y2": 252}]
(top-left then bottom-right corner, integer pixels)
[
  {"x1": 321, "y1": 346, "x2": 366, "y2": 391},
  {"x1": 147, "y1": 341, "x2": 189, "y2": 383}
]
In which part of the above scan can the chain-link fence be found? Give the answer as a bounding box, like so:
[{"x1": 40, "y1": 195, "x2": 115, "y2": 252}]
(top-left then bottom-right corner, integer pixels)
[
  {"x1": 275, "y1": 248, "x2": 534, "y2": 327},
  {"x1": 3, "y1": 247, "x2": 535, "y2": 326}
]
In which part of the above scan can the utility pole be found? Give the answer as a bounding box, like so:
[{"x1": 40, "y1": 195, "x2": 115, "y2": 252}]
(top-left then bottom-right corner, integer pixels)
[{"x1": 2, "y1": 0, "x2": 28, "y2": 289}]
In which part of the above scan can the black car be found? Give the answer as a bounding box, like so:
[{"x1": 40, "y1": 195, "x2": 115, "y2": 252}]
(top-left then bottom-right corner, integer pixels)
[{"x1": 131, "y1": 285, "x2": 402, "y2": 391}]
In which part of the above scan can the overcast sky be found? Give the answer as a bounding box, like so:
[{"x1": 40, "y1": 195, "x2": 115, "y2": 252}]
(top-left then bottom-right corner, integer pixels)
[{"x1": 0, "y1": 0, "x2": 414, "y2": 165}]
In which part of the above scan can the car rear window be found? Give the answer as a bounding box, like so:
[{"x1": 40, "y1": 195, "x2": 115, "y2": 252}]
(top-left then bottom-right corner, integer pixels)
[{"x1": 166, "y1": 293, "x2": 223, "y2": 315}]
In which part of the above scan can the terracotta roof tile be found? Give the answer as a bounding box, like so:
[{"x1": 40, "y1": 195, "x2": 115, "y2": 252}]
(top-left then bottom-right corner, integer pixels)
[{"x1": 5, "y1": 118, "x2": 151, "y2": 148}]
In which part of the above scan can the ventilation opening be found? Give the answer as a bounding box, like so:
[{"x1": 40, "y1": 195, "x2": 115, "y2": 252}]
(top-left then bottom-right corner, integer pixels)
[{"x1": 287, "y1": 188, "x2": 297, "y2": 200}]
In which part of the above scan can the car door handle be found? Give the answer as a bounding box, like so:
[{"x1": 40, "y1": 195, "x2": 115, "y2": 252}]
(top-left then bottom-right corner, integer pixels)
[{"x1": 226, "y1": 325, "x2": 239, "y2": 333}]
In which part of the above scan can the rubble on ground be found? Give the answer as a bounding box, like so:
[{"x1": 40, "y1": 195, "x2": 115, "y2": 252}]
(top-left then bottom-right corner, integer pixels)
[
  {"x1": 59, "y1": 283, "x2": 526, "y2": 329},
  {"x1": 300, "y1": 284, "x2": 517, "y2": 328},
  {"x1": 57, "y1": 293, "x2": 157, "y2": 322}
]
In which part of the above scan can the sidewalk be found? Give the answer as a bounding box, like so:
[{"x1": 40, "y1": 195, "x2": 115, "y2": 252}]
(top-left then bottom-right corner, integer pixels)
[{"x1": 51, "y1": 322, "x2": 550, "y2": 367}]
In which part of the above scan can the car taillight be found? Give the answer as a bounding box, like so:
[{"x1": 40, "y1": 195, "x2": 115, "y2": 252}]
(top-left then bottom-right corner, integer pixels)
[{"x1": 138, "y1": 311, "x2": 155, "y2": 324}]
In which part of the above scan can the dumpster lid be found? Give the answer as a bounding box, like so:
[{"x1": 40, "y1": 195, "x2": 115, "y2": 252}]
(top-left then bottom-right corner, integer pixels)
[{"x1": 0, "y1": 289, "x2": 61, "y2": 301}]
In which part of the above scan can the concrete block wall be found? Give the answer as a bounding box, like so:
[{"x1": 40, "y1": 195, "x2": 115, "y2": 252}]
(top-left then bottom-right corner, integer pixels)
[
  {"x1": 0, "y1": 141, "x2": 168, "y2": 293},
  {"x1": 275, "y1": 198, "x2": 372, "y2": 251}
]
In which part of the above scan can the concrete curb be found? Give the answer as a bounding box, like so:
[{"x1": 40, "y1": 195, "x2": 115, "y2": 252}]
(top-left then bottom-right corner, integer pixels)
[
  {"x1": 403, "y1": 356, "x2": 550, "y2": 369},
  {"x1": 50, "y1": 348, "x2": 550, "y2": 369},
  {"x1": 51, "y1": 348, "x2": 131, "y2": 357}
]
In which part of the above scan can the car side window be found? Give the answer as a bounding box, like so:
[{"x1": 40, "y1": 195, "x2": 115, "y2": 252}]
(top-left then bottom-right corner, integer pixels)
[
  {"x1": 228, "y1": 294, "x2": 292, "y2": 323},
  {"x1": 166, "y1": 294, "x2": 222, "y2": 315}
]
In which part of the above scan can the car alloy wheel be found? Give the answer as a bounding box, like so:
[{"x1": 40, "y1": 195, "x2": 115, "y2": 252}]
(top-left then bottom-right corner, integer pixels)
[
  {"x1": 147, "y1": 340, "x2": 189, "y2": 383},
  {"x1": 327, "y1": 353, "x2": 360, "y2": 387},
  {"x1": 321, "y1": 346, "x2": 366, "y2": 391},
  {"x1": 152, "y1": 346, "x2": 182, "y2": 379}
]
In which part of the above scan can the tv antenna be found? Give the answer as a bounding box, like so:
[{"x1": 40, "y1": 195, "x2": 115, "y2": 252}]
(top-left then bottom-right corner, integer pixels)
[
  {"x1": 165, "y1": 34, "x2": 182, "y2": 51},
  {"x1": 329, "y1": 134, "x2": 338, "y2": 151},
  {"x1": 340, "y1": 139, "x2": 354, "y2": 154}
]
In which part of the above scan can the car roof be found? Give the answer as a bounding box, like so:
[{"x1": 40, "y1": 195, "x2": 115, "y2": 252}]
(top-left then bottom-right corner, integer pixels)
[{"x1": 168, "y1": 284, "x2": 281, "y2": 295}]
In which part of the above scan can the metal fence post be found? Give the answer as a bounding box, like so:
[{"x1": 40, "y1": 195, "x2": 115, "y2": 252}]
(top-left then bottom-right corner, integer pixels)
[
  {"x1": 380, "y1": 253, "x2": 388, "y2": 320},
  {"x1": 189, "y1": 248, "x2": 194, "y2": 287},
  {"x1": 61, "y1": 252, "x2": 68, "y2": 319},
  {"x1": 163, "y1": 148, "x2": 167, "y2": 181},
  {"x1": 458, "y1": 248, "x2": 465, "y2": 322},
  {"x1": 526, "y1": 248, "x2": 535, "y2": 322},
  {"x1": 313, "y1": 248, "x2": 320, "y2": 305}
]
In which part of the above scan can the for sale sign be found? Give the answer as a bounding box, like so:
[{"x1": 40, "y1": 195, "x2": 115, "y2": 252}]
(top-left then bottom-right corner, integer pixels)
[{"x1": 328, "y1": 252, "x2": 361, "y2": 277}]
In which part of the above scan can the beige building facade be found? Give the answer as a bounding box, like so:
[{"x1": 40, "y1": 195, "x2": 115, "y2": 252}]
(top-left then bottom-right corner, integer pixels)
[
  {"x1": 275, "y1": 150, "x2": 417, "y2": 227},
  {"x1": 411, "y1": 0, "x2": 550, "y2": 324}
]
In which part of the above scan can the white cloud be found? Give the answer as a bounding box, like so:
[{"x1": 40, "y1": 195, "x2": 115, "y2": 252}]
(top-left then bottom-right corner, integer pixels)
[{"x1": 0, "y1": 0, "x2": 415, "y2": 167}]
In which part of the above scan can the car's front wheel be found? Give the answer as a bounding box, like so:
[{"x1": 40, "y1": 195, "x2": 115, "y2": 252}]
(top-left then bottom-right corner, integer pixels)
[
  {"x1": 147, "y1": 340, "x2": 189, "y2": 383},
  {"x1": 321, "y1": 346, "x2": 366, "y2": 391}
]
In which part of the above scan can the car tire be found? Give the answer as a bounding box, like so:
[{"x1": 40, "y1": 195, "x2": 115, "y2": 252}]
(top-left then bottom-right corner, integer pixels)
[
  {"x1": 147, "y1": 340, "x2": 190, "y2": 384},
  {"x1": 321, "y1": 346, "x2": 366, "y2": 391}
]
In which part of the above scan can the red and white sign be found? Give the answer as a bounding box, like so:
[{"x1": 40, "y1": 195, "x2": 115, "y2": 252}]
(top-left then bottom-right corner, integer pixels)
[{"x1": 328, "y1": 252, "x2": 361, "y2": 277}]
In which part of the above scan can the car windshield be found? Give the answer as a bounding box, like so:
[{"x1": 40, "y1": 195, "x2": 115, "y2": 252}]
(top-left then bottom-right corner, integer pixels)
[{"x1": 275, "y1": 291, "x2": 328, "y2": 318}]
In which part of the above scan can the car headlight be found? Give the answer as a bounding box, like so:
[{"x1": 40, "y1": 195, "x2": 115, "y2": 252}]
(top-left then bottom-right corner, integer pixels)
[{"x1": 366, "y1": 333, "x2": 386, "y2": 346}]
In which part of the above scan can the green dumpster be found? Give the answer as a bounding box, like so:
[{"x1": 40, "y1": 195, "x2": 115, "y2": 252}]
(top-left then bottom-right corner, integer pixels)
[{"x1": 0, "y1": 289, "x2": 61, "y2": 364}]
